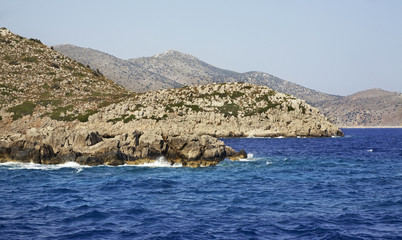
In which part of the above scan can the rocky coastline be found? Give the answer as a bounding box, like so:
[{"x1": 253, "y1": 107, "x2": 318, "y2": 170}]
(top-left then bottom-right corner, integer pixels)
[
  {"x1": 0, "y1": 128, "x2": 245, "y2": 167},
  {"x1": 0, "y1": 28, "x2": 343, "y2": 167}
]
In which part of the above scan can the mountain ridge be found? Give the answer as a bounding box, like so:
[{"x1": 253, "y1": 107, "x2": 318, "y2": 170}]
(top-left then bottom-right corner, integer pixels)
[
  {"x1": 54, "y1": 44, "x2": 341, "y2": 105},
  {"x1": 53, "y1": 44, "x2": 401, "y2": 127}
]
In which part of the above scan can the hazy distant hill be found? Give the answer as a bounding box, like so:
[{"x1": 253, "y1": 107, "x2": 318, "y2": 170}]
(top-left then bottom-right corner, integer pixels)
[
  {"x1": 53, "y1": 45, "x2": 401, "y2": 126},
  {"x1": 51, "y1": 45, "x2": 182, "y2": 92},
  {"x1": 54, "y1": 46, "x2": 341, "y2": 105},
  {"x1": 316, "y1": 89, "x2": 402, "y2": 126}
]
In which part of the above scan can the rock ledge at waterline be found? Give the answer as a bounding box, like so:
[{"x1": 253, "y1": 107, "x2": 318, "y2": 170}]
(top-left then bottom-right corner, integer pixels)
[{"x1": 0, "y1": 129, "x2": 244, "y2": 167}]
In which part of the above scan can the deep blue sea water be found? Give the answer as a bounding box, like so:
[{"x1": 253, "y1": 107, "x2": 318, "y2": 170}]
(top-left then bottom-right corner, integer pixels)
[{"x1": 1, "y1": 128, "x2": 401, "y2": 240}]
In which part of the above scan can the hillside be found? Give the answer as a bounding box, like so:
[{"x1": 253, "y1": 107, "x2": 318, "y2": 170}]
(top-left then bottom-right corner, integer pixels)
[
  {"x1": 316, "y1": 89, "x2": 402, "y2": 126},
  {"x1": 0, "y1": 28, "x2": 131, "y2": 124},
  {"x1": 54, "y1": 45, "x2": 341, "y2": 105},
  {"x1": 0, "y1": 28, "x2": 342, "y2": 167},
  {"x1": 90, "y1": 82, "x2": 343, "y2": 138}
]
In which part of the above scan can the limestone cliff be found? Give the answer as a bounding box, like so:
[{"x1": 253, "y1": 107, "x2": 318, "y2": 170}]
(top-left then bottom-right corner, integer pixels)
[{"x1": 90, "y1": 82, "x2": 343, "y2": 138}]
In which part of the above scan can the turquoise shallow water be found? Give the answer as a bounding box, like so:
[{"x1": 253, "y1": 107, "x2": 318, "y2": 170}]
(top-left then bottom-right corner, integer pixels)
[{"x1": 0, "y1": 128, "x2": 401, "y2": 239}]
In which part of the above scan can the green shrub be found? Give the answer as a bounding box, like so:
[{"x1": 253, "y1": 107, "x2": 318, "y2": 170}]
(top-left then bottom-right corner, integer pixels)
[
  {"x1": 7, "y1": 101, "x2": 37, "y2": 120},
  {"x1": 29, "y1": 38, "x2": 42, "y2": 44},
  {"x1": 288, "y1": 106, "x2": 295, "y2": 111},
  {"x1": 0, "y1": 116, "x2": 2, "y2": 121},
  {"x1": 51, "y1": 83, "x2": 61, "y2": 90},
  {"x1": 123, "y1": 114, "x2": 136, "y2": 123},
  {"x1": 63, "y1": 65, "x2": 74, "y2": 71},
  {"x1": 165, "y1": 106, "x2": 174, "y2": 113},
  {"x1": 185, "y1": 104, "x2": 204, "y2": 112},
  {"x1": 22, "y1": 57, "x2": 38, "y2": 63},
  {"x1": 197, "y1": 91, "x2": 228, "y2": 99},
  {"x1": 218, "y1": 103, "x2": 239, "y2": 117},
  {"x1": 256, "y1": 91, "x2": 276, "y2": 102},
  {"x1": 3, "y1": 55, "x2": 12, "y2": 61},
  {"x1": 134, "y1": 104, "x2": 145, "y2": 110},
  {"x1": 267, "y1": 90, "x2": 276, "y2": 96},
  {"x1": 49, "y1": 105, "x2": 74, "y2": 121},
  {"x1": 73, "y1": 72, "x2": 86, "y2": 78},
  {"x1": 244, "y1": 109, "x2": 256, "y2": 117},
  {"x1": 37, "y1": 99, "x2": 63, "y2": 107},
  {"x1": 92, "y1": 91, "x2": 102, "y2": 96},
  {"x1": 77, "y1": 110, "x2": 98, "y2": 122},
  {"x1": 149, "y1": 114, "x2": 167, "y2": 122},
  {"x1": 169, "y1": 102, "x2": 184, "y2": 108},
  {"x1": 257, "y1": 101, "x2": 281, "y2": 113},
  {"x1": 300, "y1": 105, "x2": 306, "y2": 114},
  {"x1": 107, "y1": 117, "x2": 124, "y2": 124},
  {"x1": 98, "y1": 101, "x2": 113, "y2": 108},
  {"x1": 230, "y1": 91, "x2": 244, "y2": 99}
]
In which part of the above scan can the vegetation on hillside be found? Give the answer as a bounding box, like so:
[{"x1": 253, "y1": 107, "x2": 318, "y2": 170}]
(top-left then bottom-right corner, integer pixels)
[{"x1": 0, "y1": 29, "x2": 133, "y2": 122}]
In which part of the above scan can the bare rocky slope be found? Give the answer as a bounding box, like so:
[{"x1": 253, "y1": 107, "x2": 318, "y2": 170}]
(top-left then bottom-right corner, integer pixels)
[
  {"x1": 0, "y1": 28, "x2": 342, "y2": 167},
  {"x1": 54, "y1": 45, "x2": 402, "y2": 127},
  {"x1": 316, "y1": 89, "x2": 402, "y2": 127},
  {"x1": 54, "y1": 45, "x2": 341, "y2": 105}
]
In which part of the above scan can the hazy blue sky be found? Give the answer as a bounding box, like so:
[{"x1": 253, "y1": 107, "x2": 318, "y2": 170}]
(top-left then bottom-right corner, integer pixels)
[{"x1": 2, "y1": 0, "x2": 401, "y2": 95}]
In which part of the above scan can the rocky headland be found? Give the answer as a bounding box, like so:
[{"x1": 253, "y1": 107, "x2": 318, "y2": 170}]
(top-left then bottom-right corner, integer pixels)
[{"x1": 0, "y1": 28, "x2": 342, "y2": 167}]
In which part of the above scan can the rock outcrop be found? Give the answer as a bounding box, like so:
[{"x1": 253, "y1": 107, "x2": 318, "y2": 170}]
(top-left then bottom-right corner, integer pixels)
[{"x1": 0, "y1": 128, "x2": 230, "y2": 167}]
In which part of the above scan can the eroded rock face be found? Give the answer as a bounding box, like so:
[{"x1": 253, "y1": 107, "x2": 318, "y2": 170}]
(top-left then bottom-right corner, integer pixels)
[{"x1": 0, "y1": 128, "x2": 240, "y2": 167}]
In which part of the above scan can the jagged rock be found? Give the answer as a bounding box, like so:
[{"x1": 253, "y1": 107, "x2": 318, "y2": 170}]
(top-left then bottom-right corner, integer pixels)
[
  {"x1": 226, "y1": 148, "x2": 248, "y2": 161},
  {"x1": 0, "y1": 128, "x2": 239, "y2": 167},
  {"x1": 7, "y1": 140, "x2": 56, "y2": 164}
]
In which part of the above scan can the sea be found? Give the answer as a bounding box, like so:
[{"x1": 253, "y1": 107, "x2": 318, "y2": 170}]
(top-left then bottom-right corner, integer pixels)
[{"x1": 0, "y1": 128, "x2": 401, "y2": 240}]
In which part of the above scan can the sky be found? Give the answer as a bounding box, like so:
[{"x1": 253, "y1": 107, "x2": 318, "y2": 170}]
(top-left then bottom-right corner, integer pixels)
[{"x1": 1, "y1": 0, "x2": 401, "y2": 96}]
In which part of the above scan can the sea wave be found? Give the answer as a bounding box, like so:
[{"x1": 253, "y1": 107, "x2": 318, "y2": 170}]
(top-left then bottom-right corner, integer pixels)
[
  {"x1": 238, "y1": 153, "x2": 264, "y2": 162},
  {"x1": 0, "y1": 161, "x2": 89, "y2": 171},
  {"x1": 126, "y1": 156, "x2": 183, "y2": 168}
]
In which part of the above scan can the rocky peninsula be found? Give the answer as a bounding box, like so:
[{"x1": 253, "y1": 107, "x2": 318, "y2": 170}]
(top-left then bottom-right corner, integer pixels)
[{"x1": 0, "y1": 28, "x2": 342, "y2": 167}]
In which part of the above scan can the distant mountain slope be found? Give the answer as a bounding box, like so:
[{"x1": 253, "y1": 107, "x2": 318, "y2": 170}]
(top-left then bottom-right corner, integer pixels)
[
  {"x1": 54, "y1": 45, "x2": 341, "y2": 105},
  {"x1": 130, "y1": 50, "x2": 342, "y2": 104},
  {"x1": 316, "y1": 89, "x2": 402, "y2": 126},
  {"x1": 52, "y1": 45, "x2": 182, "y2": 92},
  {"x1": 53, "y1": 45, "x2": 401, "y2": 126},
  {"x1": 129, "y1": 50, "x2": 241, "y2": 85}
]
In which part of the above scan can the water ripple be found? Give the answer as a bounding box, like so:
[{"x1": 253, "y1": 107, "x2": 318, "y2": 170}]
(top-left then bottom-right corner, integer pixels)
[{"x1": 0, "y1": 129, "x2": 401, "y2": 239}]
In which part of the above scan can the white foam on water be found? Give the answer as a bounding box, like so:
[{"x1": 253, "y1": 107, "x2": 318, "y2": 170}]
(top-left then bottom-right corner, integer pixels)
[
  {"x1": 266, "y1": 161, "x2": 273, "y2": 165},
  {"x1": 135, "y1": 157, "x2": 183, "y2": 168},
  {"x1": 238, "y1": 153, "x2": 262, "y2": 162},
  {"x1": 275, "y1": 136, "x2": 284, "y2": 139},
  {"x1": 367, "y1": 149, "x2": 373, "y2": 152},
  {"x1": 0, "y1": 161, "x2": 89, "y2": 171}
]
